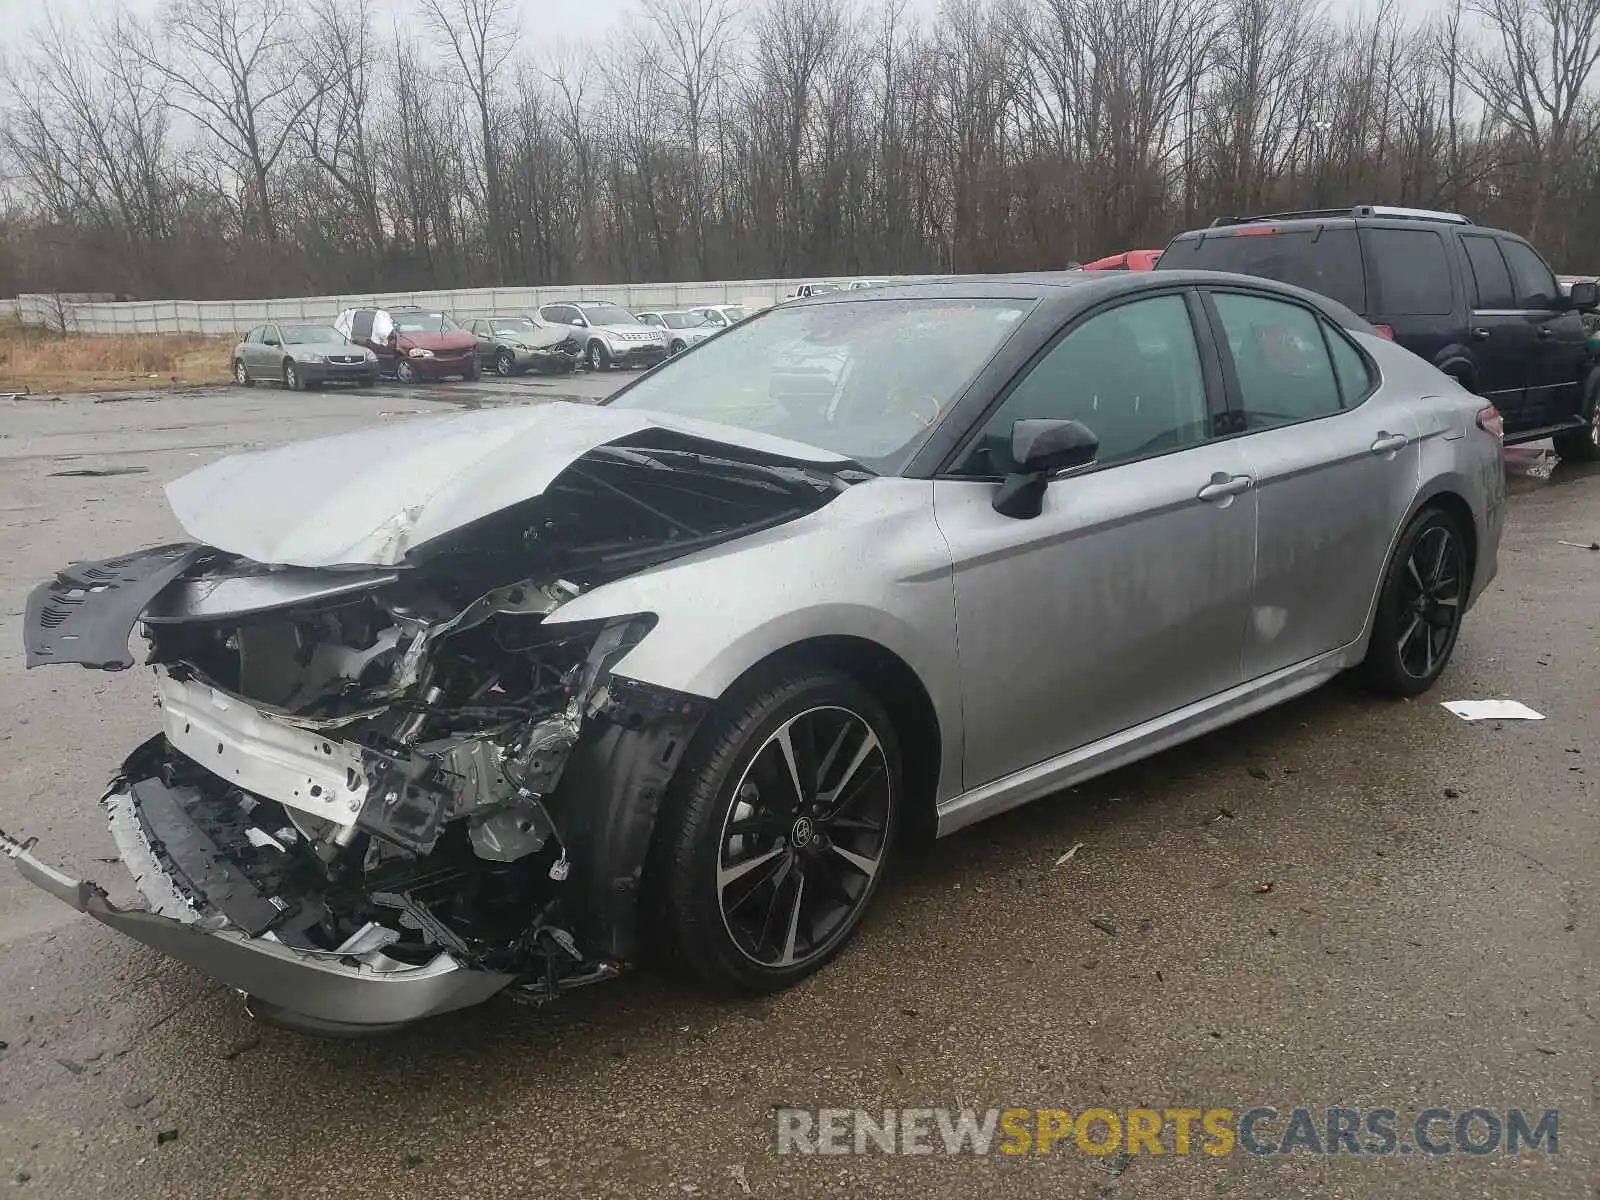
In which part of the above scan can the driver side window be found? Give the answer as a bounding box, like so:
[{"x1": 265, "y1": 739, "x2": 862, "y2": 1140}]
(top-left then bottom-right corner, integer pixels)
[{"x1": 961, "y1": 294, "x2": 1210, "y2": 474}]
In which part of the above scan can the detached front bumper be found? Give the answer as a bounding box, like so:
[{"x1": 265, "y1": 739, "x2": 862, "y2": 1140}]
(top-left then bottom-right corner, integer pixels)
[{"x1": 2, "y1": 786, "x2": 514, "y2": 1036}]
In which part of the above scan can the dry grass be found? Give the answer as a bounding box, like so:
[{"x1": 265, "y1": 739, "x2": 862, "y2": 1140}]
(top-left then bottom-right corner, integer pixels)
[{"x1": 0, "y1": 319, "x2": 233, "y2": 394}]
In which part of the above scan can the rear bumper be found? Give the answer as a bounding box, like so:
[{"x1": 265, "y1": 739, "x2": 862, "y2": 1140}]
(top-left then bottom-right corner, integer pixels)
[{"x1": 2, "y1": 787, "x2": 514, "y2": 1035}]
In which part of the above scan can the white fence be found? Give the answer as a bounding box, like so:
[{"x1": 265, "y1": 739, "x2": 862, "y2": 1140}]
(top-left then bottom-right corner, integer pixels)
[{"x1": 11, "y1": 277, "x2": 927, "y2": 336}]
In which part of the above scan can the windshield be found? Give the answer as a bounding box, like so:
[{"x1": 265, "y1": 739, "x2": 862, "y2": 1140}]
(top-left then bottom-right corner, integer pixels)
[
  {"x1": 281, "y1": 324, "x2": 343, "y2": 344},
  {"x1": 662, "y1": 312, "x2": 708, "y2": 329},
  {"x1": 392, "y1": 311, "x2": 460, "y2": 333},
  {"x1": 723, "y1": 306, "x2": 748, "y2": 321},
  {"x1": 606, "y1": 298, "x2": 1029, "y2": 468},
  {"x1": 491, "y1": 319, "x2": 539, "y2": 338},
  {"x1": 577, "y1": 304, "x2": 638, "y2": 326},
  {"x1": 806, "y1": 283, "x2": 842, "y2": 295}
]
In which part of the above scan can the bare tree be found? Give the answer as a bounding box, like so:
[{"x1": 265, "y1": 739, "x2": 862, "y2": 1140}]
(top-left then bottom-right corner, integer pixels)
[
  {"x1": 415, "y1": 0, "x2": 520, "y2": 276},
  {"x1": 132, "y1": 0, "x2": 326, "y2": 247}
]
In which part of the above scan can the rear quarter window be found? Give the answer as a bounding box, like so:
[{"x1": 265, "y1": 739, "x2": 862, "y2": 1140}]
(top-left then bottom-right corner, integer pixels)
[
  {"x1": 1364, "y1": 228, "x2": 1454, "y2": 316},
  {"x1": 1161, "y1": 228, "x2": 1366, "y2": 313}
]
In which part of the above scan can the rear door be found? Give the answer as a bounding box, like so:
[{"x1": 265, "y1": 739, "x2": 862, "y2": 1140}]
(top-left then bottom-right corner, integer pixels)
[
  {"x1": 1361, "y1": 225, "x2": 1462, "y2": 367},
  {"x1": 239, "y1": 327, "x2": 265, "y2": 375},
  {"x1": 1457, "y1": 233, "x2": 1535, "y2": 423},
  {"x1": 1202, "y1": 287, "x2": 1422, "y2": 678},
  {"x1": 1497, "y1": 236, "x2": 1589, "y2": 426}
]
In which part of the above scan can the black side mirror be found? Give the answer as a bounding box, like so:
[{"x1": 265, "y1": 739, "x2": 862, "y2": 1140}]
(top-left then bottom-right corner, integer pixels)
[
  {"x1": 1568, "y1": 281, "x2": 1598, "y2": 311},
  {"x1": 992, "y1": 418, "x2": 1099, "y2": 519}
]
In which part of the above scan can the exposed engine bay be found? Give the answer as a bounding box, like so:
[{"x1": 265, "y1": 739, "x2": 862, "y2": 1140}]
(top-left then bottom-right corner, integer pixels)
[{"x1": 9, "y1": 426, "x2": 859, "y2": 1031}]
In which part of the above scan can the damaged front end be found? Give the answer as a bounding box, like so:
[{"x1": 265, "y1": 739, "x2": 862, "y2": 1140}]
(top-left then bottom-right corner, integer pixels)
[{"x1": 7, "y1": 428, "x2": 850, "y2": 1033}]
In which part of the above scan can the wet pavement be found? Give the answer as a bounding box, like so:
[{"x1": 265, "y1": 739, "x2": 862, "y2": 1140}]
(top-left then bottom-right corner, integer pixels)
[{"x1": 0, "y1": 381, "x2": 1594, "y2": 1198}]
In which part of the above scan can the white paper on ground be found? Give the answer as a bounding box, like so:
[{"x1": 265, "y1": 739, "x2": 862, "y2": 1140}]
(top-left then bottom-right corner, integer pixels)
[{"x1": 1441, "y1": 700, "x2": 1546, "y2": 721}]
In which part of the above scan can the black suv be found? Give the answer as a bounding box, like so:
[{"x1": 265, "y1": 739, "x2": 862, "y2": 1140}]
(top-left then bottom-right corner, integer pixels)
[{"x1": 1156, "y1": 205, "x2": 1600, "y2": 459}]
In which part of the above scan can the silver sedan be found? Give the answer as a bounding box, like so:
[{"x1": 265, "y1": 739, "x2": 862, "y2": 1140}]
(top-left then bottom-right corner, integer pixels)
[{"x1": 9, "y1": 271, "x2": 1503, "y2": 1033}]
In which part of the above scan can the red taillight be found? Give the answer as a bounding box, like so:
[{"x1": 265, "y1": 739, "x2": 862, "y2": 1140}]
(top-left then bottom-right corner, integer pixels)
[
  {"x1": 1476, "y1": 404, "x2": 1504, "y2": 441},
  {"x1": 1372, "y1": 323, "x2": 1396, "y2": 340}
]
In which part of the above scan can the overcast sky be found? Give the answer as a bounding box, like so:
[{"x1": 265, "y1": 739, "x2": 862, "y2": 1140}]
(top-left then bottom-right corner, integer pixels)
[{"x1": 0, "y1": 0, "x2": 1412, "y2": 48}]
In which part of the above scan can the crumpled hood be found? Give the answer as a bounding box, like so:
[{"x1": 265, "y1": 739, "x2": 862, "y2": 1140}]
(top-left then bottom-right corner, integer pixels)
[
  {"x1": 397, "y1": 330, "x2": 476, "y2": 353},
  {"x1": 166, "y1": 401, "x2": 854, "y2": 568}
]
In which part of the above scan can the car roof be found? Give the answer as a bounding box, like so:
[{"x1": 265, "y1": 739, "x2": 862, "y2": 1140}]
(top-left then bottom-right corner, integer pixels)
[{"x1": 790, "y1": 269, "x2": 1372, "y2": 329}]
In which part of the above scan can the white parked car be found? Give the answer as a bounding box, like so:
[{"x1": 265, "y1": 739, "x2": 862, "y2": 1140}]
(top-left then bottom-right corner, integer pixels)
[
  {"x1": 635, "y1": 310, "x2": 718, "y2": 355},
  {"x1": 533, "y1": 301, "x2": 668, "y2": 371}
]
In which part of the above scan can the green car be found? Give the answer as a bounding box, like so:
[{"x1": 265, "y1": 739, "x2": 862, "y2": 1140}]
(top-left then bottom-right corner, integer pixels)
[{"x1": 466, "y1": 317, "x2": 582, "y2": 377}]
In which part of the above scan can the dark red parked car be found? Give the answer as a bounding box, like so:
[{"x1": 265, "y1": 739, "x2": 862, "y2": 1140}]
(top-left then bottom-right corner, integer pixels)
[{"x1": 333, "y1": 305, "x2": 480, "y2": 383}]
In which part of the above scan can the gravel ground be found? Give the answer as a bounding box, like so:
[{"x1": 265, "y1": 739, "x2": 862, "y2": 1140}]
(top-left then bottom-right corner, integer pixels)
[{"x1": 0, "y1": 378, "x2": 1593, "y2": 1199}]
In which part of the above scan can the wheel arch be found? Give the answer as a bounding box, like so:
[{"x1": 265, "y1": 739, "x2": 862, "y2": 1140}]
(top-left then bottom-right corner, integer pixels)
[
  {"x1": 1356, "y1": 481, "x2": 1480, "y2": 655},
  {"x1": 710, "y1": 635, "x2": 944, "y2": 843}
]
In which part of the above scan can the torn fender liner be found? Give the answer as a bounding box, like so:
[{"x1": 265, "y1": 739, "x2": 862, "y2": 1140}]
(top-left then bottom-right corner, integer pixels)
[
  {"x1": 0, "y1": 819, "x2": 515, "y2": 1033},
  {"x1": 554, "y1": 676, "x2": 710, "y2": 964},
  {"x1": 24, "y1": 543, "x2": 209, "y2": 670},
  {"x1": 164, "y1": 401, "x2": 859, "y2": 568}
]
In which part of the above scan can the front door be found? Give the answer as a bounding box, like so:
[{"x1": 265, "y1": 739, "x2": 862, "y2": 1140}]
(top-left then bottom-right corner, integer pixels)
[
  {"x1": 933, "y1": 290, "x2": 1258, "y2": 790},
  {"x1": 1497, "y1": 237, "x2": 1590, "y2": 427},
  {"x1": 1201, "y1": 288, "x2": 1423, "y2": 678}
]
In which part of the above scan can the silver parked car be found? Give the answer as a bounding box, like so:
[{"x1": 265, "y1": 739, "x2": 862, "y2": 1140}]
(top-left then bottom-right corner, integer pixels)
[
  {"x1": 7, "y1": 272, "x2": 1504, "y2": 1034},
  {"x1": 232, "y1": 322, "x2": 379, "y2": 390},
  {"x1": 685, "y1": 303, "x2": 750, "y2": 329},
  {"x1": 534, "y1": 300, "x2": 668, "y2": 371},
  {"x1": 635, "y1": 309, "x2": 717, "y2": 354}
]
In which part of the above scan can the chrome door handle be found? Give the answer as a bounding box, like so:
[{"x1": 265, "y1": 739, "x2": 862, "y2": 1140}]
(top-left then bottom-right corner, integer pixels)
[
  {"x1": 1370, "y1": 433, "x2": 1410, "y2": 455},
  {"x1": 1197, "y1": 474, "x2": 1253, "y2": 501}
]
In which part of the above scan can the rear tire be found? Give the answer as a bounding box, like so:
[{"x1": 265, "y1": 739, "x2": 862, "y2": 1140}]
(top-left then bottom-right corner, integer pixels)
[
  {"x1": 657, "y1": 668, "x2": 900, "y2": 993},
  {"x1": 1551, "y1": 372, "x2": 1600, "y2": 463},
  {"x1": 234, "y1": 359, "x2": 253, "y2": 387},
  {"x1": 1359, "y1": 506, "x2": 1469, "y2": 697}
]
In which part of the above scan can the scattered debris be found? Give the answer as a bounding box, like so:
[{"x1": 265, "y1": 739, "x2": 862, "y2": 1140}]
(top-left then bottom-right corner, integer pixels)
[
  {"x1": 155, "y1": 1129, "x2": 179, "y2": 1146},
  {"x1": 1555, "y1": 540, "x2": 1598, "y2": 551},
  {"x1": 1254, "y1": 881, "x2": 1275, "y2": 894},
  {"x1": 1137, "y1": 918, "x2": 1154, "y2": 933},
  {"x1": 1207, "y1": 806, "x2": 1237, "y2": 824},
  {"x1": 46, "y1": 466, "x2": 150, "y2": 478},
  {"x1": 1511, "y1": 448, "x2": 1560, "y2": 480},
  {"x1": 0, "y1": 1040, "x2": 7, "y2": 1051},
  {"x1": 1443, "y1": 787, "x2": 1462, "y2": 799},
  {"x1": 12, "y1": 1170, "x2": 29, "y2": 1185},
  {"x1": 1247, "y1": 766, "x2": 1270, "y2": 781},
  {"x1": 1090, "y1": 1149, "x2": 1131, "y2": 1176},
  {"x1": 1535, "y1": 1046, "x2": 1558, "y2": 1056},
  {"x1": 402, "y1": 1153, "x2": 426, "y2": 1169},
  {"x1": 122, "y1": 1089, "x2": 155, "y2": 1111},
  {"x1": 54, "y1": 1057, "x2": 85, "y2": 1075},
  {"x1": 728, "y1": 1164, "x2": 752, "y2": 1195},
  {"x1": 1442, "y1": 700, "x2": 1545, "y2": 721},
  {"x1": 1088, "y1": 916, "x2": 1119, "y2": 937},
  {"x1": 1054, "y1": 842, "x2": 1084, "y2": 867}
]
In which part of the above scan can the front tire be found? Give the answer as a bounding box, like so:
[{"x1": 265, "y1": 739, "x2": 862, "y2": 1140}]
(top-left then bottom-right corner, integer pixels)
[
  {"x1": 658, "y1": 669, "x2": 900, "y2": 992},
  {"x1": 1359, "y1": 506, "x2": 1469, "y2": 697},
  {"x1": 395, "y1": 359, "x2": 416, "y2": 384},
  {"x1": 670, "y1": 339, "x2": 686, "y2": 356},
  {"x1": 283, "y1": 360, "x2": 303, "y2": 391},
  {"x1": 586, "y1": 340, "x2": 611, "y2": 371},
  {"x1": 495, "y1": 350, "x2": 516, "y2": 377},
  {"x1": 1551, "y1": 372, "x2": 1600, "y2": 463}
]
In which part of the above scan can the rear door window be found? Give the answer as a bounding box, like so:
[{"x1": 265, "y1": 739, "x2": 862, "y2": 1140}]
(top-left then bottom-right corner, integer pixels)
[
  {"x1": 1498, "y1": 240, "x2": 1560, "y2": 309},
  {"x1": 1461, "y1": 236, "x2": 1514, "y2": 308},
  {"x1": 1211, "y1": 292, "x2": 1345, "y2": 428},
  {"x1": 1364, "y1": 228, "x2": 1454, "y2": 315},
  {"x1": 1159, "y1": 228, "x2": 1366, "y2": 313}
]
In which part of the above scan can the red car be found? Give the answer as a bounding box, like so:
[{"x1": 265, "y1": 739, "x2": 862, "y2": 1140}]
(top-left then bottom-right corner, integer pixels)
[
  {"x1": 1081, "y1": 249, "x2": 1164, "y2": 272},
  {"x1": 334, "y1": 306, "x2": 480, "y2": 383}
]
